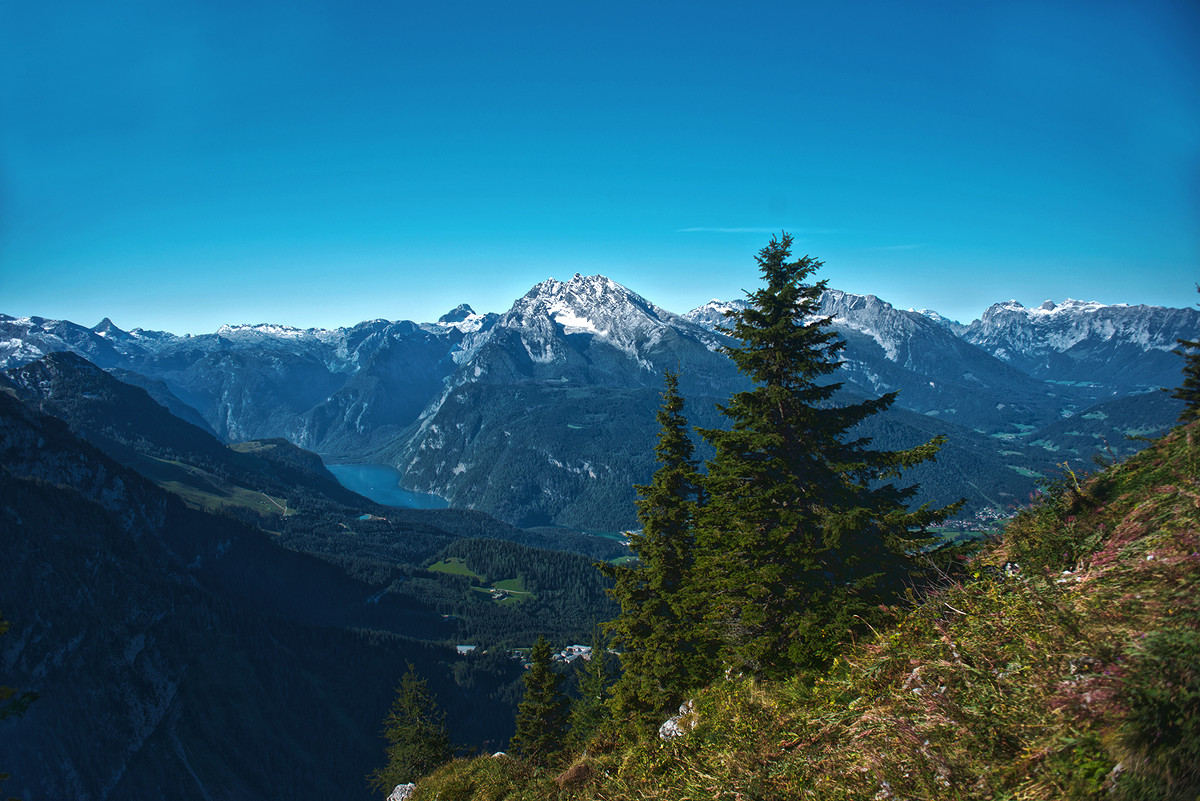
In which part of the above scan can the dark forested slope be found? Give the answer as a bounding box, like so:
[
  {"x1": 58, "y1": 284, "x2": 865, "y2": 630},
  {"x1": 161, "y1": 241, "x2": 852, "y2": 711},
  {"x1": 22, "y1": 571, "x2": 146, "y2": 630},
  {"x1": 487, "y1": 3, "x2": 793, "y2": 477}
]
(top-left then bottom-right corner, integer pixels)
[{"x1": 0, "y1": 390, "x2": 521, "y2": 800}]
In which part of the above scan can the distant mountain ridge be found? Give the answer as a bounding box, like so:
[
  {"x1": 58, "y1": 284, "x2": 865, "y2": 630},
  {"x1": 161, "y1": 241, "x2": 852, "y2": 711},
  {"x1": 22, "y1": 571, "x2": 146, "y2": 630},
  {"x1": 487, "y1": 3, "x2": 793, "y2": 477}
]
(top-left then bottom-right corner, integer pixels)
[
  {"x1": 960, "y1": 298, "x2": 1194, "y2": 397},
  {"x1": 2, "y1": 280, "x2": 1195, "y2": 529}
]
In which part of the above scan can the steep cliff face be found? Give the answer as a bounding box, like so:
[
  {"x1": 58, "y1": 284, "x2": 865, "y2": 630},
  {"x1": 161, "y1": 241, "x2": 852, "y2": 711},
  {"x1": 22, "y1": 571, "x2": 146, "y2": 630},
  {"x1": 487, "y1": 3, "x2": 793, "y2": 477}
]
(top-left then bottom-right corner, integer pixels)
[
  {"x1": 816, "y1": 290, "x2": 1064, "y2": 431},
  {"x1": 0, "y1": 391, "x2": 198, "y2": 799}
]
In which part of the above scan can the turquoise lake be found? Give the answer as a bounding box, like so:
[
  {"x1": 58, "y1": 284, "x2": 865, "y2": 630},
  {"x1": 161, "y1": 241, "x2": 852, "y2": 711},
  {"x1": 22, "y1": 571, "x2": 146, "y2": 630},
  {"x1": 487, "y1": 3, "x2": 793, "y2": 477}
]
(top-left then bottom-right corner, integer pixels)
[{"x1": 325, "y1": 463, "x2": 450, "y2": 510}]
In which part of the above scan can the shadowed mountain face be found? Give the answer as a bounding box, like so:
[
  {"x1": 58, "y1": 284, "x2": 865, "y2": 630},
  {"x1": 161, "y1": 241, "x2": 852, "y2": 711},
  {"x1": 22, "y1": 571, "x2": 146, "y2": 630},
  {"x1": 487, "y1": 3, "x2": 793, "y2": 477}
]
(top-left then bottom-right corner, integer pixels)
[
  {"x1": 0, "y1": 380, "x2": 621, "y2": 798},
  {"x1": 0, "y1": 390, "x2": 478, "y2": 801},
  {"x1": 3, "y1": 350, "x2": 369, "y2": 511},
  {"x1": 2, "y1": 278, "x2": 1195, "y2": 529}
]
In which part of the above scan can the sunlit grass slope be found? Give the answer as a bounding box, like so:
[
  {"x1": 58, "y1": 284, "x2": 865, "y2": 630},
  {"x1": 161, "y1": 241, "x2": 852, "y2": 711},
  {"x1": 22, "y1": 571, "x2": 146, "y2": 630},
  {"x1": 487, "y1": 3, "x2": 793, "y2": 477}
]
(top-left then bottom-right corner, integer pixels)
[{"x1": 412, "y1": 422, "x2": 1199, "y2": 800}]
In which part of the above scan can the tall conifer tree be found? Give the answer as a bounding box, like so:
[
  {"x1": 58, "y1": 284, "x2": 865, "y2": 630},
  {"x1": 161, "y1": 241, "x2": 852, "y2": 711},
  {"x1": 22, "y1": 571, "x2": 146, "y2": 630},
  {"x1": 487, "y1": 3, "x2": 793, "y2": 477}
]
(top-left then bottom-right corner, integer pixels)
[
  {"x1": 697, "y1": 233, "x2": 958, "y2": 677},
  {"x1": 602, "y1": 370, "x2": 712, "y2": 724}
]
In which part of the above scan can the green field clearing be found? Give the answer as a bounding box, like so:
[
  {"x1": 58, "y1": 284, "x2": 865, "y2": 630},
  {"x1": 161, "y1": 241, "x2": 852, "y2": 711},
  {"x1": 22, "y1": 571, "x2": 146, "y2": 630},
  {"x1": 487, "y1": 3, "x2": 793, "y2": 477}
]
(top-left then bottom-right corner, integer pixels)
[
  {"x1": 427, "y1": 557, "x2": 483, "y2": 581},
  {"x1": 492, "y1": 577, "x2": 527, "y2": 592},
  {"x1": 431, "y1": 558, "x2": 534, "y2": 604},
  {"x1": 133, "y1": 453, "x2": 293, "y2": 518}
]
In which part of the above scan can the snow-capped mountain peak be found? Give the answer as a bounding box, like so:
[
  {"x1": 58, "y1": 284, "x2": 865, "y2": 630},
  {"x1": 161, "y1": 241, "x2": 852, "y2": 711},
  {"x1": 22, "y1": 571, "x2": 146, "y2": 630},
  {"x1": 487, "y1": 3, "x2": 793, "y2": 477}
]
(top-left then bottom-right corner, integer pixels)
[
  {"x1": 435, "y1": 304, "x2": 491, "y2": 333},
  {"x1": 681, "y1": 298, "x2": 750, "y2": 331},
  {"x1": 986, "y1": 298, "x2": 1119, "y2": 322},
  {"x1": 448, "y1": 273, "x2": 727, "y2": 377},
  {"x1": 509, "y1": 274, "x2": 682, "y2": 339},
  {"x1": 911, "y1": 308, "x2": 963, "y2": 328},
  {"x1": 964, "y1": 297, "x2": 1199, "y2": 391},
  {"x1": 91, "y1": 317, "x2": 129, "y2": 339}
]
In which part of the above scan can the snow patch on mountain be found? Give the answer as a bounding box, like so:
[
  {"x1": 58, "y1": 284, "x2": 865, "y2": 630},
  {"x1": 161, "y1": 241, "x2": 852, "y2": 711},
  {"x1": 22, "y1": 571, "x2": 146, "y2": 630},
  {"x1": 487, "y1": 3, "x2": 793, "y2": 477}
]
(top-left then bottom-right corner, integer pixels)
[
  {"x1": 968, "y1": 299, "x2": 1188, "y2": 356},
  {"x1": 548, "y1": 303, "x2": 600, "y2": 334},
  {"x1": 498, "y1": 273, "x2": 712, "y2": 371},
  {"x1": 547, "y1": 455, "x2": 599, "y2": 479},
  {"x1": 682, "y1": 298, "x2": 749, "y2": 331},
  {"x1": 435, "y1": 304, "x2": 493, "y2": 334}
]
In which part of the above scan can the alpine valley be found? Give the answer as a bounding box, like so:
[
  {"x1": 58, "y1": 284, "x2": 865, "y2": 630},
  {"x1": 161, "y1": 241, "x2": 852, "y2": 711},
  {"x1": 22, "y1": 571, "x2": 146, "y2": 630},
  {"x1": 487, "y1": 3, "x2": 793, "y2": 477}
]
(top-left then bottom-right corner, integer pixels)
[{"x1": 1, "y1": 275, "x2": 1195, "y2": 800}]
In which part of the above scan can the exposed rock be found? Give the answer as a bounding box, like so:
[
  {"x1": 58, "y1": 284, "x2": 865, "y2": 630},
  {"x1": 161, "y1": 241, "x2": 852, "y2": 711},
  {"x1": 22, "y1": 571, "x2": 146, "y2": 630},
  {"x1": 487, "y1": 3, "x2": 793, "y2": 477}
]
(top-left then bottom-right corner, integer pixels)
[
  {"x1": 387, "y1": 782, "x2": 417, "y2": 801},
  {"x1": 658, "y1": 699, "x2": 696, "y2": 740}
]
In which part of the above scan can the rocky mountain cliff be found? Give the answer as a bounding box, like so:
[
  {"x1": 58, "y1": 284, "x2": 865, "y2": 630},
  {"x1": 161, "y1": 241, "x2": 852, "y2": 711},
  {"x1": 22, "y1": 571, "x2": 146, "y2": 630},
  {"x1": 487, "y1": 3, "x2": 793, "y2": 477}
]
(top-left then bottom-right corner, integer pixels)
[
  {"x1": 688, "y1": 290, "x2": 1065, "y2": 433},
  {"x1": 961, "y1": 298, "x2": 1196, "y2": 397},
  {"x1": 387, "y1": 275, "x2": 743, "y2": 528}
]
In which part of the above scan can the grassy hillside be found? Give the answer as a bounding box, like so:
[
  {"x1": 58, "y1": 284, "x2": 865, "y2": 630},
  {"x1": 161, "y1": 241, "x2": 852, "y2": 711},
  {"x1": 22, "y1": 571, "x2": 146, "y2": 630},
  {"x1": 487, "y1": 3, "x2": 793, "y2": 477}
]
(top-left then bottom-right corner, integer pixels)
[{"x1": 410, "y1": 421, "x2": 1199, "y2": 800}]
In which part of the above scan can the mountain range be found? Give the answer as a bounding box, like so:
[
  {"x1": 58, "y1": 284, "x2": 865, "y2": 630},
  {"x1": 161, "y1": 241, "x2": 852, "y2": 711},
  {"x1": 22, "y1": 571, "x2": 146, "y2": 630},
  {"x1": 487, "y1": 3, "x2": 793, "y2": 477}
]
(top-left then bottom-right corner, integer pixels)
[
  {"x1": 3, "y1": 276, "x2": 1195, "y2": 530},
  {"x1": 2, "y1": 274, "x2": 1197, "y2": 799}
]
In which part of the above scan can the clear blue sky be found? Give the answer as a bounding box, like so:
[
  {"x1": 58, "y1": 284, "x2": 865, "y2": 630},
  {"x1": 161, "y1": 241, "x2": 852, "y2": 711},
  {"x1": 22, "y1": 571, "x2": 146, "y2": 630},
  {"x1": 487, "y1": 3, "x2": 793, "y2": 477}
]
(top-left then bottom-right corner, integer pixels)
[{"x1": 2, "y1": 0, "x2": 1197, "y2": 333}]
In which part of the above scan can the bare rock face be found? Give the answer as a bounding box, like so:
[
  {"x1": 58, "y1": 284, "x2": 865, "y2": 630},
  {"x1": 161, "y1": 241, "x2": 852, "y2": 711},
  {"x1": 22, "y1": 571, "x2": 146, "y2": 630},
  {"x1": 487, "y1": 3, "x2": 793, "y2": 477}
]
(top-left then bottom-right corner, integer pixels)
[
  {"x1": 387, "y1": 782, "x2": 417, "y2": 801},
  {"x1": 658, "y1": 699, "x2": 697, "y2": 740},
  {"x1": 961, "y1": 298, "x2": 1200, "y2": 395},
  {"x1": 391, "y1": 781, "x2": 420, "y2": 801}
]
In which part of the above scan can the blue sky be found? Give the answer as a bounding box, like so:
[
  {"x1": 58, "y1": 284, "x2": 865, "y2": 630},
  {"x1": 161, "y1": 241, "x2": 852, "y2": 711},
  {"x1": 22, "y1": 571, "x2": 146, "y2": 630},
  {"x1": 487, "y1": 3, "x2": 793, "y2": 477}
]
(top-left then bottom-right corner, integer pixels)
[{"x1": 2, "y1": 0, "x2": 1197, "y2": 333}]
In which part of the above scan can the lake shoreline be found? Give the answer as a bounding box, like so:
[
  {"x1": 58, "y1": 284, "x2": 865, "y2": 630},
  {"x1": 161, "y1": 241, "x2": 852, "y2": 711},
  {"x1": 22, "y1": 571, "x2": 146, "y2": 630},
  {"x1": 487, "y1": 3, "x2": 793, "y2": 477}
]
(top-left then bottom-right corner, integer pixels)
[{"x1": 325, "y1": 462, "x2": 450, "y2": 510}]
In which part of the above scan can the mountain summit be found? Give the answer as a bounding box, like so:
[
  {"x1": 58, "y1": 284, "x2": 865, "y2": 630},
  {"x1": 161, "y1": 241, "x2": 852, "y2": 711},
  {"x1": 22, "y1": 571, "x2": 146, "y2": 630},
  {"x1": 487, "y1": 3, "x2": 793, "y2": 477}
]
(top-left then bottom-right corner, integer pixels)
[{"x1": 386, "y1": 274, "x2": 742, "y2": 528}]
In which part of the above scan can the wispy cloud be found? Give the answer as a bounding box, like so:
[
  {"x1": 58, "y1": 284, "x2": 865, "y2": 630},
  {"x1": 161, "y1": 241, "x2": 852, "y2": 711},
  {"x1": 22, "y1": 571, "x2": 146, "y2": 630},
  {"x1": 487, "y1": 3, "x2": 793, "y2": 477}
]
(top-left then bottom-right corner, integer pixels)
[
  {"x1": 676, "y1": 227, "x2": 847, "y2": 235},
  {"x1": 675, "y1": 227, "x2": 781, "y2": 234}
]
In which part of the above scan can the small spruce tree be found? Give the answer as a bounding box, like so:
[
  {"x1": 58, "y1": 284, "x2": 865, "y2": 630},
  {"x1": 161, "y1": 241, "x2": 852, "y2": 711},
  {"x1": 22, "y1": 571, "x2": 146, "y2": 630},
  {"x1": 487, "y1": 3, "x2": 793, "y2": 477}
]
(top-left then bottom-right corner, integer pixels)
[
  {"x1": 565, "y1": 626, "x2": 613, "y2": 750},
  {"x1": 696, "y1": 233, "x2": 960, "y2": 677},
  {"x1": 367, "y1": 664, "x2": 452, "y2": 793},
  {"x1": 602, "y1": 369, "x2": 714, "y2": 725},
  {"x1": 1169, "y1": 287, "x2": 1200, "y2": 423},
  {"x1": 510, "y1": 636, "x2": 569, "y2": 763}
]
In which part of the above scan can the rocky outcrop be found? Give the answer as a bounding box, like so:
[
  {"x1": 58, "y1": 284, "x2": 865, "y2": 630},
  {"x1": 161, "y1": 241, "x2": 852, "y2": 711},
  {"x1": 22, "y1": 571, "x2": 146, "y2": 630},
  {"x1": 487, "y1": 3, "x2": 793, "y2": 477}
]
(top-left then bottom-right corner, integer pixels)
[
  {"x1": 659, "y1": 700, "x2": 697, "y2": 740},
  {"x1": 387, "y1": 783, "x2": 417, "y2": 801}
]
